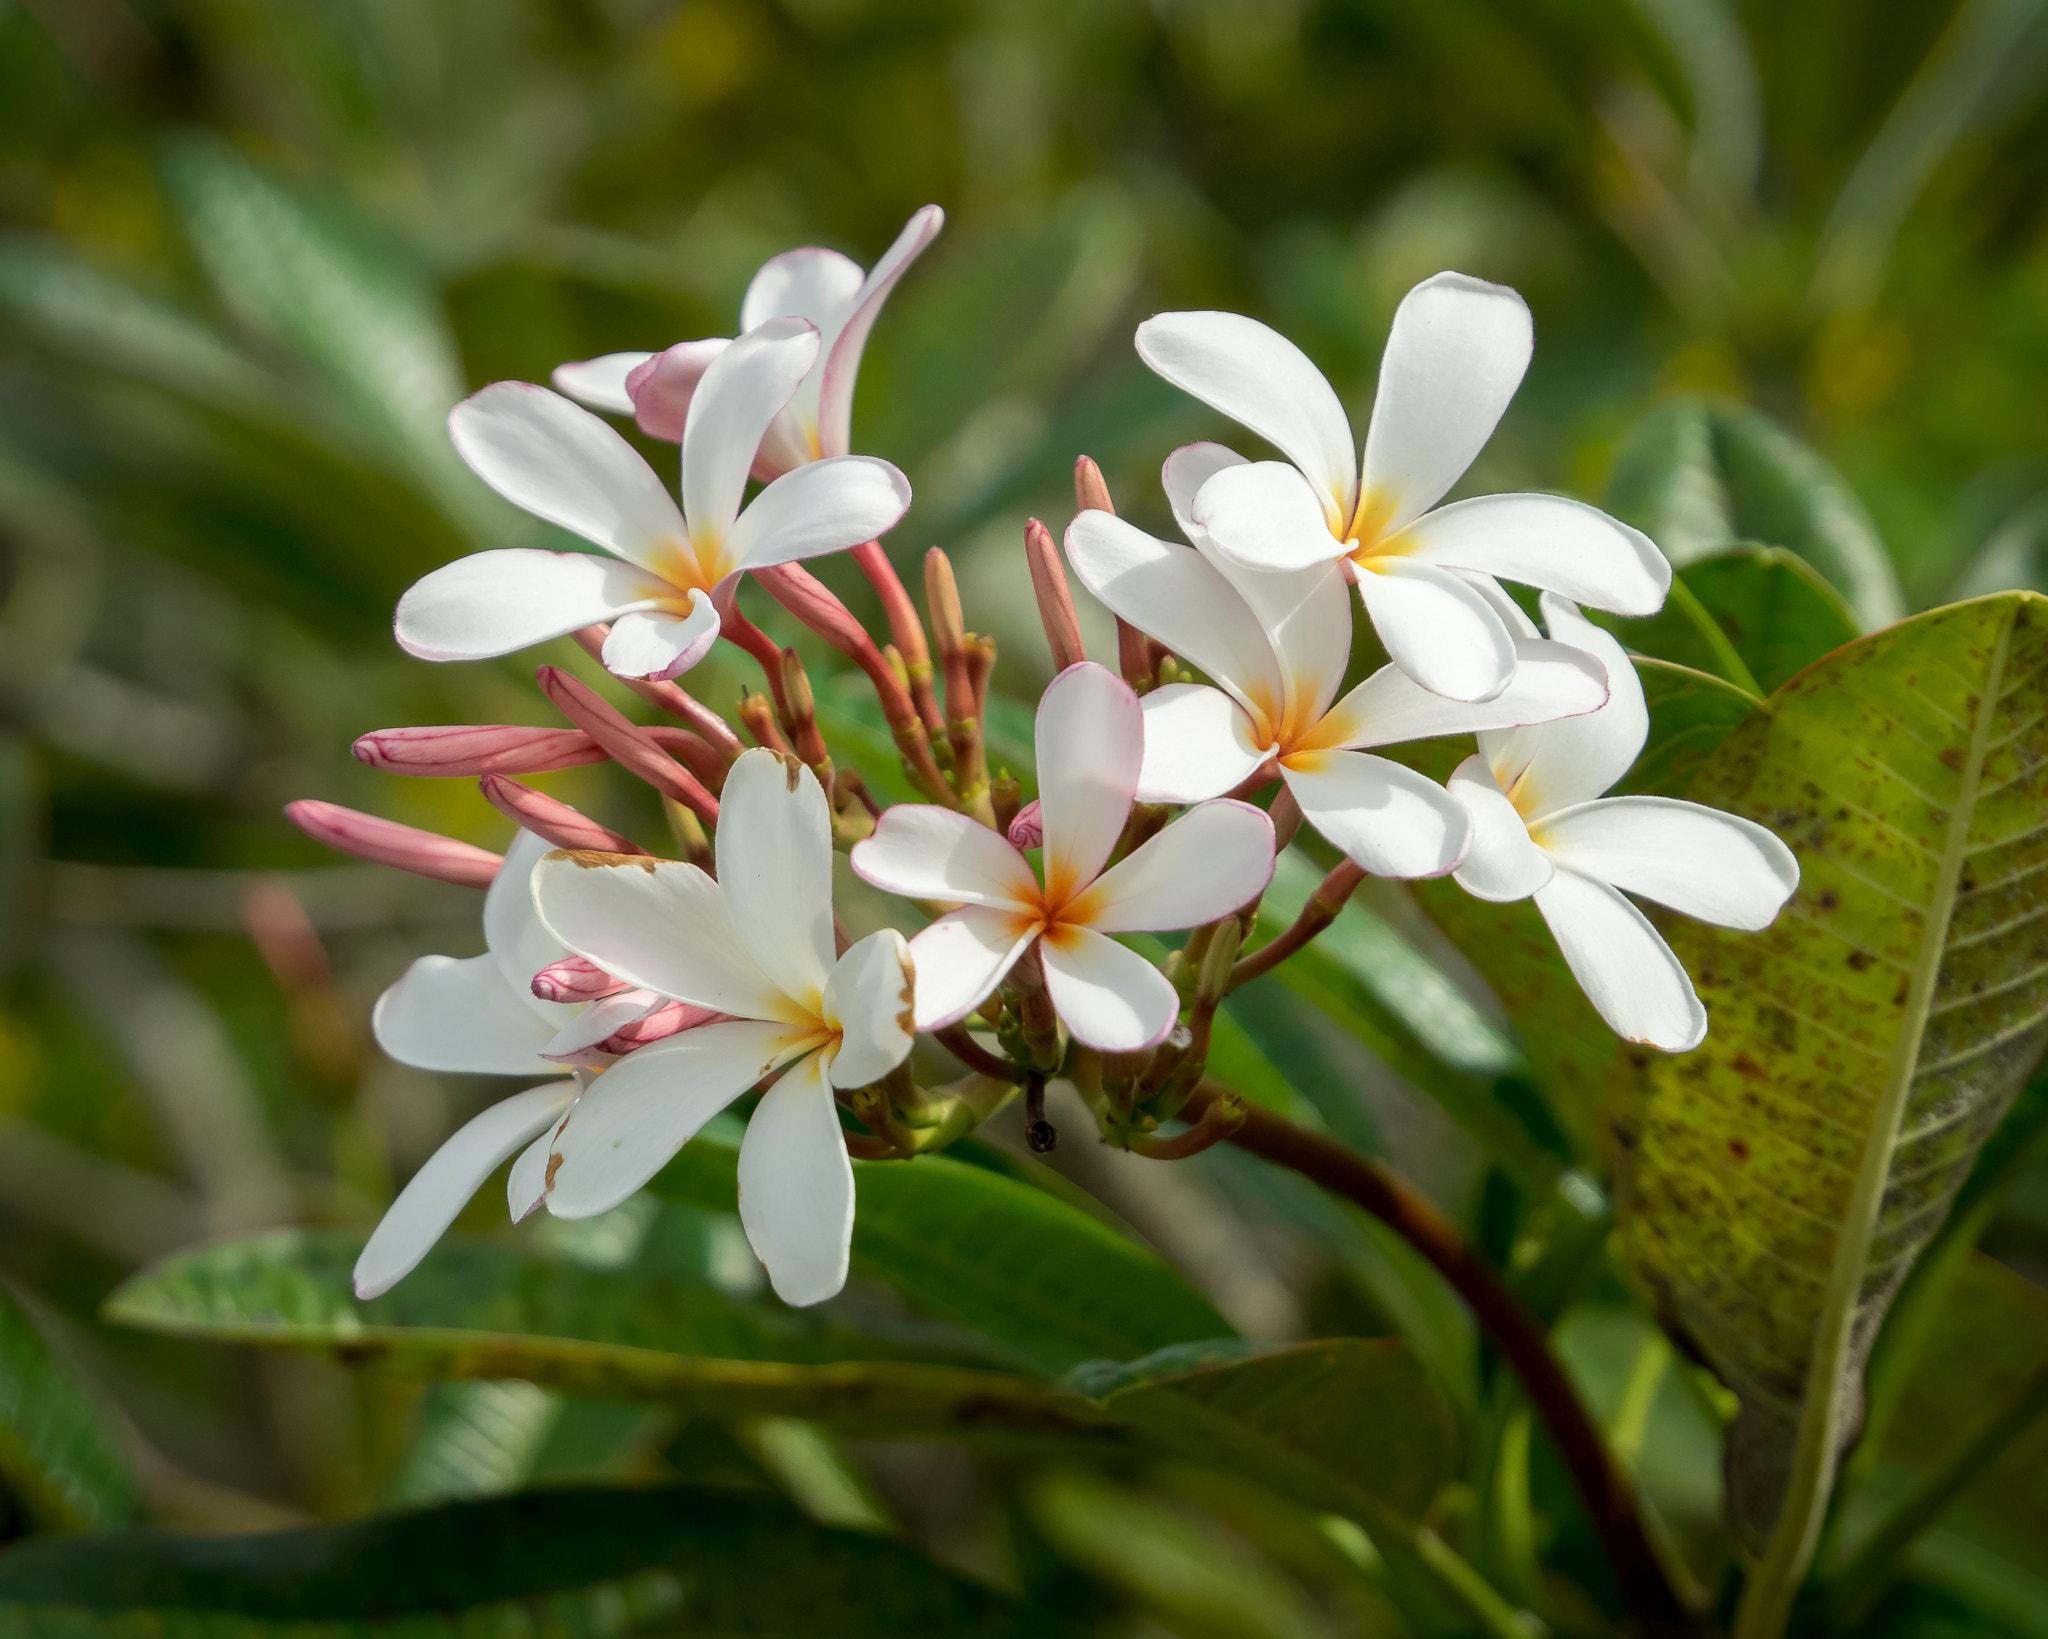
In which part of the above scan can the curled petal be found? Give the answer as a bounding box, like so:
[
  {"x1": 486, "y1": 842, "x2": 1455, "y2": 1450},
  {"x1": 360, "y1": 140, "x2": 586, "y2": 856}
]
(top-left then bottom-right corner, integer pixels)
[
  {"x1": 1161, "y1": 441, "x2": 1248, "y2": 541},
  {"x1": 1073, "y1": 799, "x2": 1275, "y2": 934},
  {"x1": 742, "y1": 247, "x2": 866, "y2": 336},
  {"x1": 822, "y1": 929, "x2": 917, "y2": 1089},
  {"x1": 625, "y1": 338, "x2": 731, "y2": 443},
  {"x1": 552, "y1": 351, "x2": 654, "y2": 416},
  {"x1": 1480, "y1": 597, "x2": 1648, "y2": 818},
  {"x1": 1194, "y1": 460, "x2": 1347, "y2": 573},
  {"x1": 1533, "y1": 866, "x2": 1706, "y2": 1052},
  {"x1": 539, "y1": 987, "x2": 666, "y2": 1066},
  {"x1": 1137, "y1": 684, "x2": 1267, "y2": 804},
  {"x1": 817, "y1": 205, "x2": 945, "y2": 459},
  {"x1": 738, "y1": 1050, "x2": 854, "y2": 1306},
  {"x1": 601, "y1": 594, "x2": 723, "y2": 681},
  {"x1": 1281, "y1": 752, "x2": 1472, "y2": 880},
  {"x1": 1535, "y1": 797, "x2": 1799, "y2": 931},
  {"x1": 903, "y1": 906, "x2": 1039, "y2": 1030},
  {"x1": 1354, "y1": 559, "x2": 1517, "y2": 704},
  {"x1": 531, "y1": 954, "x2": 631, "y2": 1004},
  {"x1": 1039, "y1": 924, "x2": 1181, "y2": 1052},
  {"x1": 1394, "y1": 493, "x2": 1670, "y2": 617},
  {"x1": 1007, "y1": 801, "x2": 1044, "y2": 849},
  {"x1": 395, "y1": 549, "x2": 677, "y2": 664},
  {"x1": 725, "y1": 455, "x2": 912, "y2": 576},
  {"x1": 1445, "y1": 753, "x2": 1553, "y2": 902}
]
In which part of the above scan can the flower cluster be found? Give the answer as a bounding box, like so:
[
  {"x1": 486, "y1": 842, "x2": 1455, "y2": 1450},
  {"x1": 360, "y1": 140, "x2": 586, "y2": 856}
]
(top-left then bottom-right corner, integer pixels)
[{"x1": 294, "y1": 210, "x2": 1798, "y2": 1308}]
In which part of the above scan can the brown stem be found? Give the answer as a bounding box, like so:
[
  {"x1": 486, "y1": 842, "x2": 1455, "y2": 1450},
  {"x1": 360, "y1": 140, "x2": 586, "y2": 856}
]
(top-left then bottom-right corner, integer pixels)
[
  {"x1": 1229, "y1": 860, "x2": 1366, "y2": 990},
  {"x1": 933, "y1": 1025, "x2": 1017, "y2": 1082},
  {"x1": 720, "y1": 599, "x2": 794, "y2": 719},
  {"x1": 1185, "y1": 1082, "x2": 1698, "y2": 1638}
]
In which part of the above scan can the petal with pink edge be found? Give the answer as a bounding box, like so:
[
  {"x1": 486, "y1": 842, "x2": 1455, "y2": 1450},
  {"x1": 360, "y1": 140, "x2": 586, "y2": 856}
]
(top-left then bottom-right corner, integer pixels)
[
  {"x1": 601, "y1": 591, "x2": 722, "y2": 680},
  {"x1": 716, "y1": 750, "x2": 837, "y2": 1014},
  {"x1": 625, "y1": 338, "x2": 730, "y2": 443},
  {"x1": 725, "y1": 456, "x2": 912, "y2": 576},
  {"x1": 682, "y1": 317, "x2": 820, "y2": 554},
  {"x1": 904, "y1": 906, "x2": 1039, "y2": 1030},
  {"x1": 1036, "y1": 662, "x2": 1143, "y2": 900},
  {"x1": 817, "y1": 205, "x2": 945, "y2": 460},
  {"x1": 1532, "y1": 866, "x2": 1706, "y2": 1052},
  {"x1": 1315, "y1": 639, "x2": 1607, "y2": 752},
  {"x1": 1040, "y1": 924, "x2": 1182, "y2": 1052},
  {"x1": 1445, "y1": 753, "x2": 1553, "y2": 901},
  {"x1": 1281, "y1": 752, "x2": 1472, "y2": 880},
  {"x1": 396, "y1": 549, "x2": 677, "y2": 664},
  {"x1": 737, "y1": 1049, "x2": 855, "y2": 1306},
  {"x1": 1534, "y1": 796, "x2": 1798, "y2": 930},
  {"x1": 552, "y1": 352, "x2": 654, "y2": 415},
  {"x1": 1194, "y1": 461, "x2": 1348, "y2": 574},
  {"x1": 1355, "y1": 558, "x2": 1517, "y2": 703},
  {"x1": 1075, "y1": 799, "x2": 1276, "y2": 933},
  {"x1": 1162, "y1": 441, "x2": 1249, "y2": 540},
  {"x1": 1137, "y1": 684, "x2": 1267, "y2": 804},
  {"x1": 849, "y1": 805, "x2": 1039, "y2": 909},
  {"x1": 1394, "y1": 493, "x2": 1670, "y2": 616}
]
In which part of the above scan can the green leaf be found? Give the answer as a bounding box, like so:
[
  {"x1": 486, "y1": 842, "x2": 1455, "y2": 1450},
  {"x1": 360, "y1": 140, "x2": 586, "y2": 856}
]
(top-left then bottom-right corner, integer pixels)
[
  {"x1": 1607, "y1": 396, "x2": 1904, "y2": 630},
  {"x1": 653, "y1": 1132, "x2": 1233, "y2": 1374},
  {"x1": 0, "y1": 1282, "x2": 136, "y2": 1531},
  {"x1": 1615, "y1": 594, "x2": 2048, "y2": 1575},
  {"x1": 0, "y1": 1485, "x2": 1090, "y2": 1637},
  {"x1": 1622, "y1": 657, "x2": 1766, "y2": 798}
]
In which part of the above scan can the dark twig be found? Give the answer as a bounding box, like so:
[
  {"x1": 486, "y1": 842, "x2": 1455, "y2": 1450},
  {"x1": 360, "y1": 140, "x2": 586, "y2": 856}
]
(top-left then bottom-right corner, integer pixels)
[
  {"x1": 1229, "y1": 859, "x2": 1366, "y2": 990},
  {"x1": 933, "y1": 1025, "x2": 1016, "y2": 1082}
]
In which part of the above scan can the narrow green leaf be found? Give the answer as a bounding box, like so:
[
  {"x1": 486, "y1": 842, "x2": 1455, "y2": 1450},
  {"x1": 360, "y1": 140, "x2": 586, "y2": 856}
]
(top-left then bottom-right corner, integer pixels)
[
  {"x1": 0, "y1": 1485, "x2": 1090, "y2": 1637},
  {"x1": 1602, "y1": 546, "x2": 1861, "y2": 695},
  {"x1": 0, "y1": 1283, "x2": 136, "y2": 1532},
  {"x1": 1615, "y1": 594, "x2": 2048, "y2": 1600}
]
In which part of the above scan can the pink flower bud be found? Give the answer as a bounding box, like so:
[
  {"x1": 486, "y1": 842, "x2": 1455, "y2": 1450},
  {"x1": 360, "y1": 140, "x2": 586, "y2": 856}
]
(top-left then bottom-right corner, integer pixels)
[
  {"x1": 1024, "y1": 518, "x2": 1087, "y2": 672},
  {"x1": 1008, "y1": 800, "x2": 1043, "y2": 849},
  {"x1": 536, "y1": 666, "x2": 720, "y2": 824},
  {"x1": 600, "y1": 1000, "x2": 722, "y2": 1053},
  {"x1": 625, "y1": 339, "x2": 727, "y2": 445},
  {"x1": 353, "y1": 724, "x2": 610, "y2": 778},
  {"x1": 284, "y1": 801, "x2": 500, "y2": 887},
  {"x1": 531, "y1": 954, "x2": 631, "y2": 1004},
  {"x1": 754, "y1": 563, "x2": 920, "y2": 731},
  {"x1": 477, "y1": 774, "x2": 647, "y2": 855}
]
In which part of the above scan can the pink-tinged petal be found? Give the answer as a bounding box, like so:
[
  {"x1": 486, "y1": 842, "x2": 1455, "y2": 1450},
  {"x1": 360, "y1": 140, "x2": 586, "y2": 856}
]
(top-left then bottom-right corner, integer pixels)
[
  {"x1": 285, "y1": 801, "x2": 500, "y2": 887},
  {"x1": 1532, "y1": 866, "x2": 1706, "y2": 1051},
  {"x1": 448, "y1": 384, "x2": 689, "y2": 575},
  {"x1": 601, "y1": 591, "x2": 722, "y2": 681},
  {"x1": 1162, "y1": 441, "x2": 1249, "y2": 541},
  {"x1": 738, "y1": 1050, "x2": 854, "y2": 1306},
  {"x1": 817, "y1": 205, "x2": 945, "y2": 460},
  {"x1": 353, "y1": 724, "x2": 609, "y2": 778},
  {"x1": 552, "y1": 351, "x2": 654, "y2": 416},
  {"x1": 849, "y1": 804, "x2": 1038, "y2": 909},
  {"x1": 904, "y1": 906, "x2": 1039, "y2": 1029},
  {"x1": 1039, "y1": 924, "x2": 1181, "y2": 1051},
  {"x1": 1074, "y1": 799, "x2": 1275, "y2": 933},
  {"x1": 725, "y1": 455, "x2": 912, "y2": 575},
  {"x1": 545, "y1": 1020, "x2": 817, "y2": 1218},
  {"x1": 508, "y1": 1124, "x2": 558, "y2": 1223},
  {"x1": 1355, "y1": 559, "x2": 1517, "y2": 703},
  {"x1": 1360, "y1": 272, "x2": 1532, "y2": 534},
  {"x1": 716, "y1": 750, "x2": 837, "y2": 1014},
  {"x1": 1007, "y1": 801, "x2": 1043, "y2": 849},
  {"x1": 354, "y1": 1082, "x2": 576, "y2": 1298},
  {"x1": 1194, "y1": 461, "x2": 1348, "y2": 573},
  {"x1": 1281, "y1": 752, "x2": 1472, "y2": 880},
  {"x1": 540, "y1": 988, "x2": 665, "y2": 1066},
  {"x1": 1315, "y1": 638, "x2": 1607, "y2": 751},
  {"x1": 625, "y1": 338, "x2": 730, "y2": 443},
  {"x1": 741, "y1": 247, "x2": 866, "y2": 336},
  {"x1": 484, "y1": 829, "x2": 567, "y2": 1001},
  {"x1": 1137, "y1": 684, "x2": 1267, "y2": 804},
  {"x1": 1394, "y1": 493, "x2": 1670, "y2": 616},
  {"x1": 1036, "y1": 661, "x2": 1143, "y2": 899},
  {"x1": 600, "y1": 1000, "x2": 722, "y2": 1053},
  {"x1": 1063, "y1": 512, "x2": 1282, "y2": 727},
  {"x1": 1445, "y1": 754, "x2": 1552, "y2": 902},
  {"x1": 531, "y1": 954, "x2": 630, "y2": 1004},
  {"x1": 822, "y1": 929, "x2": 916, "y2": 1089},
  {"x1": 372, "y1": 952, "x2": 563, "y2": 1074},
  {"x1": 1135, "y1": 311, "x2": 1357, "y2": 528},
  {"x1": 1534, "y1": 797, "x2": 1798, "y2": 931},
  {"x1": 395, "y1": 549, "x2": 677, "y2": 663},
  {"x1": 1480, "y1": 597, "x2": 1648, "y2": 818},
  {"x1": 529, "y1": 852, "x2": 802, "y2": 1024},
  {"x1": 683, "y1": 317, "x2": 820, "y2": 555}
]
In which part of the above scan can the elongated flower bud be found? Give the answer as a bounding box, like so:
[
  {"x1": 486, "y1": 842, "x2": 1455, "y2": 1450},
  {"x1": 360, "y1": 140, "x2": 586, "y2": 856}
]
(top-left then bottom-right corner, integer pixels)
[
  {"x1": 531, "y1": 954, "x2": 631, "y2": 1004},
  {"x1": 736, "y1": 689, "x2": 791, "y2": 754},
  {"x1": 599, "y1": 999, "x2": 722, "y2": 1053},
  {"x1": 535, "y1": 666, "x2": 720, "y2": 824},
  {"x1": 1074, "y1": 454, "x2": 1115, "y2": 515},
  {"x1": 478, "y1": 774, "x2": 646, "y2": 855},
  {"x1": 753, "y1": 563, "x2": 920, "y2": 733},
  {"x1": 1075, "y1": 456, "x2": 1152, "y2": 687},
  {"x1": 1023, "y1": 519, "x2": 1086, "y2": 672},
  {"x1": 353, "y1": 724, "x2": 610, "y2": 777},
  {"x1": 572, "y1": 626, "x2": 742, "y2": 760},
  {"x1": 284, "y1": 800, "x2": 500, "y2": 887},
  {"x1": 924, "y1": 547, "x2": 975, "y2": 726},
  {"x1": 779, "y1": 649, "x2": 831, "y2": 768}
]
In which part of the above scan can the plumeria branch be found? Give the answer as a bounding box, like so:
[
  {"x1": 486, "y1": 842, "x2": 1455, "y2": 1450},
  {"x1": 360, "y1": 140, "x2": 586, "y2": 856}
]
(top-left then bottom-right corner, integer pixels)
[{"x1": 1228, "y1": 859, "x2": 1368, "y2": 990}]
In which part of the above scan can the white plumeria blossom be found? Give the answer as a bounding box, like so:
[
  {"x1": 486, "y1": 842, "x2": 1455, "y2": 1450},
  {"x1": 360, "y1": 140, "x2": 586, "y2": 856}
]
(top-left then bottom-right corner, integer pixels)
[
  {"x1": 1067, "y1": 443, "x2": 1612, "y2": 879},
  {"x1": 1135, "y1": 273, "x2": 1671, "y2": 704},
  {"x1": 850, "y1": 661, "x2": 1276, "y2": 1053},
  {"x1": 529, "y1": 749, "x2": 917, "y2": 1307},
  {"x1": 554, "y1": 206, "x2": 944, "y2": 480},
  {"x1": 356, "y1": 829, "x2": 668, "y2": 1300},
  {"x1": 1447, "y1": 594, "x2": 1799, "y2": 1052},
  {"x1": 395, "y1": 317, "x2": 912, "y2": 681}
]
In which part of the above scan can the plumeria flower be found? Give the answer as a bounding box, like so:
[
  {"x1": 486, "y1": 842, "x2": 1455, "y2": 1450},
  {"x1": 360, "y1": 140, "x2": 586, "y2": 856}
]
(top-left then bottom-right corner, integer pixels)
[
  {"x1": 1135, "y1": 273, "x2": 1670, "y2": 703},
  {"x1": 355, "y1": 829, "x2": 672, "y2": 1299},
  {"x1": 529, "y1": 749, "x2": 917, "y2": 1306},
  {"x1": 1447, "y1": 594, "x2": 1799, "y2": 1051},
  {"x1": 395, "y1": 319, "x2": 912, "y2": 681},
  {"x1": 850, "y1": 661, "x2": 1276, "y2": 1052},
  {"x1": 555, "y1": 206, "x2": 945, "y2": 478},
  {"x1": 1067, "y1": 443, "x2": 1611, "y2": 878}
]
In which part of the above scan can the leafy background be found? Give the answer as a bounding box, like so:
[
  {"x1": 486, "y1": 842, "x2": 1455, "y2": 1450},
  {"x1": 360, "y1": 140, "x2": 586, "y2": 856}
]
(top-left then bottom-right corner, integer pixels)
[{"x1": 4, "y1": 0, "x2": 2048, "y2": 1634}]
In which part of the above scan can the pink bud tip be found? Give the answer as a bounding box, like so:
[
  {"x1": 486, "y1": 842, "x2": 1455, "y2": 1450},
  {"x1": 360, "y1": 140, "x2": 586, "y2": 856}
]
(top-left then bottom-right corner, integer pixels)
[
  {"x1": 601, "y1": 1000, "x2": 722, "y2": 1054},
  {"x1": 478, "y1": 774, "x2": 647, "y2": 856},
  {"x1": 1008, "y1": 801, "x2": 1043, "y2": 850},
  {"x1": 532, "y1": 954, "x2": 632, "y2": 1004},
  {"x1": 285, "y1": 801, "x2": 500, "y2": 887},
  {"x1": 352, "y1": 725, "x2": 610, "y2": 778}
]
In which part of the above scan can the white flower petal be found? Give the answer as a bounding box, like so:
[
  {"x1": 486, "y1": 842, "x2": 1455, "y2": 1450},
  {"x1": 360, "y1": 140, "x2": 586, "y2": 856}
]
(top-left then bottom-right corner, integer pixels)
[
  {"x1": 1535, "y1": 797, "x2": 1799, "y2": 931},
  {"x1": 394, "y1": 549, "x2": 676, "y2": 663},
  {"x1": 1360, "y1": 272, "x2": 1532, "y2": 533},
  {"x1": 530, "y1": 853, "x2": 801, "y2": 1024},
  {"x1": 682, "y1": 317, "x2": 820, "y2": 556},
  {"x1": 552, "y1": 351, "x2": 654, "y2": 415},
  {"x1": 546, "y1": 1020, "x2": 815, "y2": 1218},
  {"x1": 507, "y1": 1124, "x2": 558, "y2": 1223},
  {"x1": 1135, "y1": 311, "x2": 1357, "y2": 526},
  {"x1": 539, "y1": 988, "x2": 663, "y2": 1065},
  {"x1": 1316, "y1": 638, "x2": 1607, "y2": 751},
  {"x1": 716, "y1": 750, "x2": 836, "y2": 1014},
  {"x1": 600, "y1": 592, "x2": 722, "y2": 680},
  {"x1": 1137, "y1": 684, "x2": 1267, "y2": 804},
  {"x1": 1533, "y1": 865, "x2": 1706, "y2": 1052},
  {"x1": 354, "y1": 1082, "x2": 575, "y2": 1298},
  {"x1": 1281, "y1": 752, "x2": 1472, "y2": 879},
  {"x1": 904, "y1": 906, "x2": 1039, "y2": 1029},
  {"x1": 1037, "y1": 661, "x2": 1143, "y2": 899},
  {"x1": 737, "y1": 1050, "x2": 854, "y2": 1306},
  {"x1": 741, "y1": 246, "x2": 866, "y2": 336},
  {"x1": 1355, "y1": 558, "x2": 1517, "y2": 703},
  {"x1": 817, "y1": 205, "x2": 945, "y2": 459},
  {"x1": 822, "y1": 930, "x2": 917, "y2": 1088},
  {"x1": 1161, "y1": 441, "x2": 1249, "y2": 540},
  {"x1": 1455, "y1": 570, "x2": 1542, "y2": 639},
  {"x1": 626, "y1": 338, "x2": 731, "y2": 444},
  {"x1": 1062, "y1": 511, "x2": 1282, "y2": 725},
  {"x1": 448, "y1": 383, "x2": 688, "y2": 575},
  {"x1": 849, "y1": 804, "x2": 1039, "y2": 909},
  {"x1": 1193, "y1": 460, "x2": 1347, "y2": 573},
  {"x1": 725, "y1": 455, "x2": 912, "y2": 574},
  {"x1": 1445, "y1": 753, "x2": 1554, "y2": 901},
  {"x1": 1394, "y1": 493, "x2": 1670, "y2": 616},
  {"x1": 1480, "y1": 597, "x2": 1648, "y2": 817},
  {"x1": 373, "y1": 953, "x2": 562, "y2": 1075},
  {"x1": 1040, "y1": 924, "x2": 1182, "y2": 1052},
  {"x1": 1075, "y1": 800, "x2": 1275, "y2": 933},
  {"x1": 486, "y1": 828, "x2": 569, "y2": 1002}
]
